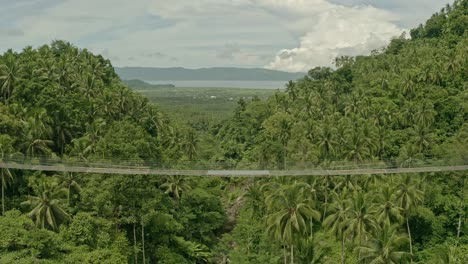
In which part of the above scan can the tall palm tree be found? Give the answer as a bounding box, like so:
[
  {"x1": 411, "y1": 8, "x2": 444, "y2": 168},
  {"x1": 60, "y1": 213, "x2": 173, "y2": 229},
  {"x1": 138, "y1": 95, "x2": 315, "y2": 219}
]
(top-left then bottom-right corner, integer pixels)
[
  {"x1": 265, "y1": 181, "x2": 321, "y2": 264},
  {"x1": 183, "y1": 128, "x2": 199, "y2": 160},
  {"x1": 278, "y1": 117, "x2": 292, "y2": 169},
  {"x1": 344, "y1": 191, "x2": 376, "y2": 260},
  {"x1": 56, "y1": 172, "x2": 81, "y2": 206},
  {"x1": 52, "y1": 109, "x2": 73, "y2": 155},
  {"x1": 395, "y1": 174, "x2": 424, "y2": 262},
  {"x1": 398, "y1": 144, "x2": 423, "y2": 168},
  {"x1": 371, "y1": 186, "x2": 403, "y2": 225},
  {"x1": 0, "y1": 135, "x2": 14, "y2": 216},
  {"x1": 160, "y1": 175, "x2": 192, "y2": 201},
  {"x1": 0, "y1": 167, "x2": 13, "y2": 216},
  {"x1": 323, "y1": 190, "x2": 350, "y2": 264},
  {"x1": 434, "y1": 243, "x2": 466, "y2": 264},
  {"x1": 285, "y1": 80, "x2": 298, "y2": 101},
  {"x1": 411, "y1": 123, "x2": 434, "y2": 153},
  {"x1": 415, "y1": 101, "x2": 436, "y2": 128},
  {"x1": 242, "y1": 184, "x2": 265, "y2": 217},
  {"x1": 21, "y1": 178, "x2": 69, "y2": 231},
  {"x1": 360, "y1": 223, "x2": 408, "y2": 264},
  {"x1": 345, "y1": 130, "x2": 368, "y2": 163},
  {"x1": 21, "y1": 108, "x2": 54, "y2": 158},
  {"x1": 317, "y1": 123, "x2": 337, "y2": 160},
  {"x1": 401, "y1": 74, "x2": 415, "y2": 100},
  {"x1": 0, "y1": 52, "x2": 23, "y2": 105}
]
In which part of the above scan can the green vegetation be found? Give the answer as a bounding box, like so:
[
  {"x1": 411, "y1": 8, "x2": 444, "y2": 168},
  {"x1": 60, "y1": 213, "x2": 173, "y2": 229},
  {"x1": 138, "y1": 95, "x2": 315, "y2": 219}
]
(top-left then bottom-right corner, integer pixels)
[
  {"x1": 0, "y1": 1, "x2": 467, "y2": 263},
  {"x1": 134, "y1": 86, "x2": 275, "y2": 124}
]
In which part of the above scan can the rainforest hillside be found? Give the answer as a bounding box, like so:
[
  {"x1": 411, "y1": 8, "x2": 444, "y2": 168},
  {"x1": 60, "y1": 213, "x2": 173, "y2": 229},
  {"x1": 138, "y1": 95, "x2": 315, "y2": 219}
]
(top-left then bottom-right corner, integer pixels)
[
  {"x1": 0, "y1": 40, "x2": 226, "y2": 263},
  {"x1": 215, "y1": 1, "x2": 468, "y2": 168},
  {"x1": 212, "y1": 1, "x2": 467, "y2": 263}
]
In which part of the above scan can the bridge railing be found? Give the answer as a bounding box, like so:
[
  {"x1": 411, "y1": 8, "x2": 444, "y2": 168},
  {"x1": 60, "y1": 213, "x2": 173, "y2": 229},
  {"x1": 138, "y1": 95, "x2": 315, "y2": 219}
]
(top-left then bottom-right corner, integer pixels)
[{"x1": 1, "y1": 154, "x2": 467, "y2": 172}]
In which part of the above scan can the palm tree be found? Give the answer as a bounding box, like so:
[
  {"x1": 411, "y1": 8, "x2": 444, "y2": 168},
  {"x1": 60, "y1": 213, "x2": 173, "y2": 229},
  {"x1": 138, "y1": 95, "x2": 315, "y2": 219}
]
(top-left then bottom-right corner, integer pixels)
[
  {"x1": 376, "y1": 125, "x2": 390, "y2": 159},
  {"x1": 285, "y1": 80, "x2": 298, "y2": 101},
  {"x1": 411, "y1": 123, "x2": 434, "y2": 153},
  {"x1": 278, "y1": 117, "x2": 292, "y2": 169},
  {"x1": 345, "y1": 130, "x2": 368, "y2": 163},
  {"x1": 265, "y1": 181, "x2": 321, "y2": 264},
  {"x1": 401, "y1": 74, "x2": 415, "y2": 100},
  {"x1": 371, "y1": 186, "x2": 403, "y2": 225},
  {"x1": 398, "y1": 144, "x2": 423, "y2": 168},
  {"x1": 242, "y1": 184, "x2": 265, "y2": 218},
  {"x1": 344, "y1": 191, "x2": 376, "y2": 260},
  {"x1": 183, "y1": 128, "x2": 199, "y2": 160},
  {"x1": 415, "y1": 101, "x2": 435, "y2": 127},
  {"x1": 21, "y1": 178, "x2": 69, "y2": 231},
  {"x1": 344, "y1": 93, "x2": 361, "y2": 117},
  {"x1": 395, "y1": 174, "x2": 424, "y2": 262},
  {"x1": 316, "y1": 123, "x2": 337, "y2": 160},
  {"x1": 21, "y1": 137, "x2": 54, "y2": 158},
  {"x1": 323, "y1": 190, "x2": 350, "y2": 264},
  {"x1": 335, "y1": 119, "x2": 350, "y2": 159},
  {"x1": 56, "y1": 172, "x2": 81, "y2": 206},
  {"x1": 160, "y1": 175, "x2": 192, "y2": 201},
  {"x1": 52, "y1": 109, "x2": 73, "y2": 155},
  {"x1": 0, "y1": 167, "x2": 13, "y2": 216},
  {"x1": 0, "y1": 51, "x2": 23, "y2": 105},
  {"x1": 21, "y1": 108, "x2": 54, "y2": 158},
  {"x1": 434, "y1": 243, "x2": 466, "y2": 264},
  {"x1": 0, "y1": 135, "x2": 14, "y2": 216},
  {"x1": 360, "y1": 223, "x2": 408, "y2": 264}
]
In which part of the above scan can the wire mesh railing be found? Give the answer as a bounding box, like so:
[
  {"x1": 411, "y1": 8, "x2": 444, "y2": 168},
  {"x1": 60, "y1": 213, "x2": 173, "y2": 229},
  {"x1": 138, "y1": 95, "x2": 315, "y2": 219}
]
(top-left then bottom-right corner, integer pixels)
[{"x1": 1, "y1": 154, "x2": 467, "y2": 176}]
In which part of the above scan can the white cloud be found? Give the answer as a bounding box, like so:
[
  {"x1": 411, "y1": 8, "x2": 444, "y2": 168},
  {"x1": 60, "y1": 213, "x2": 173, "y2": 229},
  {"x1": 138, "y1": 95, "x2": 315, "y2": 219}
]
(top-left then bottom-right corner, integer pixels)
[
  {"x1": 0, "y1": 0, "x2": 445, "y2": 70},
  {"x1": 263, "y1": 2, "x2": 405, "y2": 72},
  {"x1": 144, "y1": 0, "x2": 406, "y2": 71}
]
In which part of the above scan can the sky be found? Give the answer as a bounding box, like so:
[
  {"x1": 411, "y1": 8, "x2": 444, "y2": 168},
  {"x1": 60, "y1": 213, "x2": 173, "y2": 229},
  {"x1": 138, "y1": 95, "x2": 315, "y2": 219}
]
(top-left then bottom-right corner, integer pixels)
[{"x1": 0, "y1": 0, "x2": 450, "y2": 72}]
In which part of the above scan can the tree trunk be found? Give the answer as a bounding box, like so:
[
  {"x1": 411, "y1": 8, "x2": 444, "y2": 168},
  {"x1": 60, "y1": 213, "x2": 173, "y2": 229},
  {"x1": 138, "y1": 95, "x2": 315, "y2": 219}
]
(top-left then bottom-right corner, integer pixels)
[
  {"x1": 1, "y1": 181, "x2": 4, "y2": 216},
  {"x1": 68, "y1": 185, "x2": 71, "y2": 207},
  {"x1": 341, "y1": 234, "x2": 345, "y2": 264},
  {"x1": 133, "y1": 223, "x2": 138, "y2": 264},
  {"x1": 457, "y1": 178, "x2": 465, "y2": 241},
  {"x1": 323, "y1": 191, "x2": 328, "y2": 222},
  {"x1": 142, "y1": 221, "x2": 146, "y2": 264},
  {"x1": 290, "y1": 245, "x2": 294, "y2": 264},
  {"x1": 358, "y1": 232, "x2": 361, "y2": 261},
  {"x1": 457, "y1": 211, "x2": 462, "y2": 240},
  {"x1": 406, "y1": 217, "x2": 413, "y2": 263},
  {"x1": 283, "y1": 246, "x2": 287, "y2": 264}
]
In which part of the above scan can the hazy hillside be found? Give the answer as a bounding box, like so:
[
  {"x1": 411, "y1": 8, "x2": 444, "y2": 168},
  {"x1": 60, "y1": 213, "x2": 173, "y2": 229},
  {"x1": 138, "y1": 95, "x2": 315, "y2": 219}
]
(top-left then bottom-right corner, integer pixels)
[
  {"x1": 115, "y1": 66, "x2": 305, "y2": 81},
  {"x1": 122, "y1": 79, "x2": 174, "y2": 89}
]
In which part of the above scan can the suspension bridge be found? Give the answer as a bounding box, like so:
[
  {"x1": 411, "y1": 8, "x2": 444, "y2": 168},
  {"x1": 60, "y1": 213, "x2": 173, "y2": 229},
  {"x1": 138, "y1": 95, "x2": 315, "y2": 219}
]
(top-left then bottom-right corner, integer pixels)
[{"x1": 1, "y1": 156, "x2": 467, "y2": 177}]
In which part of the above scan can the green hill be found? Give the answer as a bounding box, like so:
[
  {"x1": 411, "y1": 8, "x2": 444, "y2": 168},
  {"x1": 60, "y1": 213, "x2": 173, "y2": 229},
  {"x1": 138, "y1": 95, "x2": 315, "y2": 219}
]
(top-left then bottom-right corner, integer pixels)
[
  {"x1": 115, "y1": 66, "x2": 305, "y2": 81},
  {"x1": 123, "y1": 79, "x2": 175, "y2": 89}
]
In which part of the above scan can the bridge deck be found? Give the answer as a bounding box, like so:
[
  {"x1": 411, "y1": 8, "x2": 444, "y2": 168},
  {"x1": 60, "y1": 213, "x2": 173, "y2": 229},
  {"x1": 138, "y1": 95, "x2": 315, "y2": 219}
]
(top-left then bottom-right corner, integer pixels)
[{"x1": 1, "y1": 161, "x2": 467, "y2": 177}]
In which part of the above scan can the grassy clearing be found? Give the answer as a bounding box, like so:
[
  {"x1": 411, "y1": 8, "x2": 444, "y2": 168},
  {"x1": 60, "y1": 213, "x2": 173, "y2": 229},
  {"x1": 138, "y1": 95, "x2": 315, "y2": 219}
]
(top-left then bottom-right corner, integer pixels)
[{"x1": 135, "y1": 86, "x2": 278, "y2": 123}]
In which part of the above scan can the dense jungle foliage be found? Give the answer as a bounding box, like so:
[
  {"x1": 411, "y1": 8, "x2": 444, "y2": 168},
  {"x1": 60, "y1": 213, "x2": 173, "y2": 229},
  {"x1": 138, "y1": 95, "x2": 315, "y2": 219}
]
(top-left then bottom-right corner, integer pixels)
[{"x1": 0, "y1": 0, "x2": 467, "y2": 263}]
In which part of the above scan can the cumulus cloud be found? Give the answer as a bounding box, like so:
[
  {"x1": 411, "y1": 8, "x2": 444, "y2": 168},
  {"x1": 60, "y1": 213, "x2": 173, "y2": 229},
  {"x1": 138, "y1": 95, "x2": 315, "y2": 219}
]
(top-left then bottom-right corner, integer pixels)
[
  {"x1": 0, "y1": 0, "x2": 444, "y2": 69},
  {"x1": 148, "y1": 0, "x2": 406, "y2": 71},
  {"x1": 263, "y1": 2, "x2": 405, "y2": 72}
]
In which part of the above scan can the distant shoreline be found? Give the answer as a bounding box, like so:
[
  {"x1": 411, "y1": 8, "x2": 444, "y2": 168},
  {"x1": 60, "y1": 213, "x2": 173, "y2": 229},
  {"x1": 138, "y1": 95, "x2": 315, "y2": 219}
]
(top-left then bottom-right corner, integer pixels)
[{"x1": 143, "y1": 80, "x2": 287, "y2": 89}]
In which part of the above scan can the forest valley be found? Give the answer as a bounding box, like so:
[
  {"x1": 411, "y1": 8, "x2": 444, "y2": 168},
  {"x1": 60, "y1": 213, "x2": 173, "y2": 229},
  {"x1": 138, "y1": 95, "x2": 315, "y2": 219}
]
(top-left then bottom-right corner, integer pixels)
[{"x1": 0, "y1": 0, "x2": 467, "y2": 263}]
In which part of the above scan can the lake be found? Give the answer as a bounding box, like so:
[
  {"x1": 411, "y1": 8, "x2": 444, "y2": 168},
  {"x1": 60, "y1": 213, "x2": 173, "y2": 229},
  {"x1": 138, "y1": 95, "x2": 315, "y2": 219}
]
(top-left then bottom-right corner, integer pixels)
[{"x1": 144, "y1": 80, "x2": 288, "y2": 89}]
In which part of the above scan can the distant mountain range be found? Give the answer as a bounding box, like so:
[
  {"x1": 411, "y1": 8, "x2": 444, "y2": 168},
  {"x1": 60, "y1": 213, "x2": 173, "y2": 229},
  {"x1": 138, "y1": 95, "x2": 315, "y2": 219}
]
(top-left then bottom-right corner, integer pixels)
[
  {"x1": 122, "y1": 79, "x2": 174, "y2": 89},
  {"x1": 115, "y1": 67, "x2": 305, "y2": 81}
]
